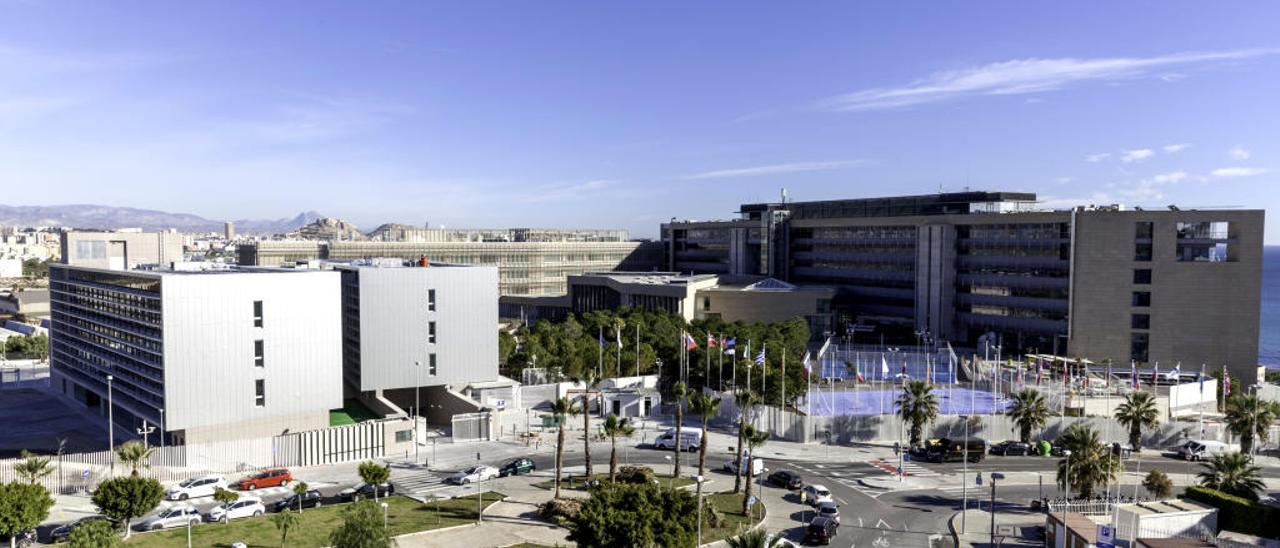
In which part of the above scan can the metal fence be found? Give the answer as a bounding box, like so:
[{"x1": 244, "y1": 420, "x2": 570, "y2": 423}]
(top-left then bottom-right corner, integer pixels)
[
  {"x1": 0, "y1": 364, "x2": 49, "y2": 389},
  {"x1": 0, "y1": 444, "x2": 265, "y2": 495},
  {"x1": 451, "y1": 412, "x2": 492, "y2": 443}
]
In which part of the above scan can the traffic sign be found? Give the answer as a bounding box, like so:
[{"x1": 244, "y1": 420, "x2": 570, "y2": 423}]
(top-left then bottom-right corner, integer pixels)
[
  {"x1": 746, "y1": 495, "x2": 757, "y2": 507},
  {"x1": 903, "y1": 454, "x2": 910, "y2": 462},
  {"x1": 975, "y1": 472, "x2": 983, "y2": 486},
  {"x1": 82, "y1": 469, "x2": 90, "y2": 481},
  {"x1": 1096, "y1": 524, "x2": 1116, "y2": 548}
]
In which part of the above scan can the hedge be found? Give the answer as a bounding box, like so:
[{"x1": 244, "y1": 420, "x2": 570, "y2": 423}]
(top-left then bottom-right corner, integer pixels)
[{"x1": 1183, "y1": 486, "x2": 1280, "y2": 538}]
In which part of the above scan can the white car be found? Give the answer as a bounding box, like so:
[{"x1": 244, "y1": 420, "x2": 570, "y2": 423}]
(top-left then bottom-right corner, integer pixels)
[
  {"x1": 802, "y1": 484, "x2": 834, "y2": 506},
  {"x1": 815, "y1": 501, "x2": 841, "y2": 524},
  {"x1": 447, "y1": 465, "x2": 499, "y2": 485},
  {"x1": 135, "y1": 505, "x2": 201, "y2": 531},
  {"x1": 723, "y1": 457, "x2": 766, "y2": 477},
  {"x1": 166, "y1": 475, "x2": 228, "y2": 501},
  {"x1": 205, "y1": 497, "x2": 265, "y2": 522}
]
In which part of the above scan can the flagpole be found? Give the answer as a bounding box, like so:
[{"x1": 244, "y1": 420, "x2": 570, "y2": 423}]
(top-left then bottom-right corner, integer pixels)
[
  {"x1": 745, "y1": 340, "x2": 752, "y2": 395},
  {"x1": 782, "y1": 350, "x2": 787, "y2": 410},
  {"x1": 598, "y1": 326, "x2": 603, "y2": 378},
  {"x1": 635, "y1": 324, "x2": 639, "y2": 377},
  {"x1": 616, "y1": 325, "x2": 622, "y2": 379},
  {"x1": 718, "y1": 334, "x2": 724, "y2": 392},
  {"x1": 762, "y1": 342, "x2": 767, "y2": 399}
]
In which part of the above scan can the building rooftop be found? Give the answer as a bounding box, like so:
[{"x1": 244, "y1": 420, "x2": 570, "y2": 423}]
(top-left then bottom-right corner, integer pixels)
[
  {"x1": 739, "y1": 191, "x2": 1039, "y2": 220},
  {"x1": 577, "y1": 271, "x2": 718, "y2": 285},
  {"x1": 1119, "y1": 499, "x2": 1215, "y2": 516}
]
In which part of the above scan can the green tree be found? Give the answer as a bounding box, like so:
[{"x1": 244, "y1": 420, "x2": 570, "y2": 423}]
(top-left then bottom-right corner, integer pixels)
[
  {"x1": 212, "y1": 487, "x2": 239, "y2": 524},
  {"x1": 498, "y1": 330, "x2": 517, "y2": 368},
  {"x1": 896, "y1": 380, "x2": 940, "y2": 447},
  {"x1": 1114, "y1": 391, "x2": 1160, "y2": 451},
  {"x1": 90, "y1": 475, "x2": 163, "y2": 539},
  {"x1": 671, "y1": 381, "x2": 687, "y2": 478},
  {"x1": 356, "y1": 462, "x2": 391, "y2": 502},
  {"x1": 568, "y1": 481, "x2": 698, "y2": 548},
  {"x1": 740, "y1": 424, "x2": 769, "y2": 516},
  {"x1": 1055, "y1": 423, "x2": 1120, "y2": 498},
  {"x1": 292, "y1": 480, "x2": 310, "y2": 513},
  {"x1": 733, "y1": 389, "x2": 759, "y2": 494},
  {"x1": 12, "y1": 451, "x2": 52, "y2": 486},
  {"x1": 1197, "y1": 451, "x2": 1265, "y2": 501},
  {"x1": 271, "y1": 509, "x2": 301, "y2": 547},
  {"x1": 66, "y1": 518, "x2": 122, "y2": 548},
  {"x1": 601, "y1": 415, "x2": 634, "y2": 483},
  {"x1": 329, "y1": 500, "x2": 394, "y2": 548},
  {"x1": 550, "y1": 396, "x2": 580, "y2": 499},
  {"x1": 1006, "y1": 389, "x2": 1050, "y2": 444},
  {"x1": 1224, "y1": 394, "x2": 1280, "y2": 454},
  {"x1": 0, "y1": 481, "x2": 54, "y2": 548},
  {"x1": 1142, "y1": 469, "x2": 1174, "y2": 499},
  {"x1": 114, "y1": 441, "x2": 154, "y2": 477},
  {"x1": 726, "y1": 527, "x2": 783, "y2": 548},
  {"x1": 688, "y1": 392, "x2": 722, "y2": 479}
]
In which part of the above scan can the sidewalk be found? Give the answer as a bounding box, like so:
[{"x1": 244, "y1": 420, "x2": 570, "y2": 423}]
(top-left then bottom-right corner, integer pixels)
[
  {"x1": 396, "y1": 475, "x2": 578, "y2": 548},
  {"x1": 950, "y1": 509, "x2": 1044, "y2": 547}
]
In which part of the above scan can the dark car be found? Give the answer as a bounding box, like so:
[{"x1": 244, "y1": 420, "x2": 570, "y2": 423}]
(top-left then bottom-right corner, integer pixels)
[
  {"x1": 990, "y1": 441, "x2": 1031, "y2": 456},
  {"x1": 909, "y1": 439, "x2": 944, "y2": 459},
  {"x1": 499, "y1": 457, "x2": 536, "y2": 477},
  {"x1": 767, "y1": 469, "x2": 804, "y2": 490},
  {"x1": 49, "y1": 516, "x2": 115, "y2": 543},
  {"x1": 804, "y1": 516, "x2": 839, "y2": 545},
  {"x1": 926, "y1": 438, "x2": 986, "y2": 463},
  {"x1": 272, "y1": 489, "x2": 324, "y2": 512},
  {"x1": 339, "y1": 482, "x2": 394, "y2": 501}
]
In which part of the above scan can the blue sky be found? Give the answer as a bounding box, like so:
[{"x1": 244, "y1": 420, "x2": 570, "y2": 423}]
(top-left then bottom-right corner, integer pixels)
[{"x1": 2, "y1": 2, "x2": 1278, "y2": 241}]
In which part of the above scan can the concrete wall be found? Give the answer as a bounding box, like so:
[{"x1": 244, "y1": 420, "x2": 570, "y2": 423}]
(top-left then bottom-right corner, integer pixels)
[
  {"x1": 697, "y1": 287, "x2": 833, "y2": 324},
  {"x1": 61, "y1": 231, "x2": 184, "y2": 270}
]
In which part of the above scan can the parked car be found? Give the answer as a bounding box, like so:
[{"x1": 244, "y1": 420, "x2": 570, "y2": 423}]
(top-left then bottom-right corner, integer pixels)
[
  {"x1": 804, "y1": 516, "x2": 839, "y2": 545},
  {"x1": 723, "y1": 457, "x2": 766, "y2": 477},
  {"x1": 801, "y1": 484, "x2": 834, "y2": 506},
  {"x1": 339, "y1": 482, "x2": 395, "y2": 501},
  {"x1": 909, "y1": 438, "x2": 944, "y2": 458},
  {"x1": 49, "y1": 516, "x2": 114, "y2": 543},
  {"x1": 653, "y1": 429, "x2": 702, "y2": 452},
  {"x1": 0, "y1": 529, "x2": 35, "y2": 548},
  {"x1": 236, "y1": 468, "x2": 292, "y2": 491},
  {"x1": 1179, "y1": 440, "x2": 1229, "y2": 461},
  {"x1": 271, "y1": 489, "x2": 323, "y2": 512},
  {"x1": 448, "y1": 465, "x2": 500, "y2": 485},
  {"x1": 767, "y1": 469, "x2": 804, "y2": 489},
  {"x1": 1110, "y1": 443, "x2": 1133, "y2": 458},
  {"x1": 135, "y1": 505, "x2": 201, "y2": 531},
  {"x1": 815, "y1": 501, "x2": 840, "y2": 524},
  {"x1": 990, "y1": 441, "x2": 1032, "y2": 456},
  {"x1": 166, "y1": 474, "x2": 228, "y2": 501},
  {"x1": 205, "y1": 496, "x2": 265, "y2": 522},
  {"x1": 926, "y1": 438, "x2": 986, "y2": 463},
  {"x1": 498, "y1": 457, "x2": 536, "y2": 477}
]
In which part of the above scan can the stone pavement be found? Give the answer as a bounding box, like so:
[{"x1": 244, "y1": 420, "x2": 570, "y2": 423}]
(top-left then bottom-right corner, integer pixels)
[
  {"x1": 396, "y1": 474, "x2": 580, "y2": 548},
  {"x1": 950, "y1": 508, "x2": 1044, "y2": 548}
]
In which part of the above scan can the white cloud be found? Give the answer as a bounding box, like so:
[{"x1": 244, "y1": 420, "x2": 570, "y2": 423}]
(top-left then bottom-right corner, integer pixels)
[
  {"x1": 1085, "y1": 153, "x2": 1111, "y2": 163},
  {"x1": 817, "y1": 49, "x2": 1277, "y2": 112},
  {"x1": 1228, "y1": 147, "x2": 1251, "y2": 160},
  {"x1": 1162, "y1": 143, "x2": 1189, "y2": 153},
  {"x1": 1121, "y1": 149, "x2": 1154, "y2": 163},
  {"x1": 1211, "y1": 167, "x2": 1267, "y2": 177},
  {"x1": 1152, "y1": 171, "x2": 1189, "y2": 184},
  {"x1": 684, "y1": 160, "x2": 867, "y2": 180}
]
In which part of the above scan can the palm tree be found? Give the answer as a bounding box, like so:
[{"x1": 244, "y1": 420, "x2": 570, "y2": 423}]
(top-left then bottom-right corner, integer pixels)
[
  {"x1": 1197, "y1": 451, "x2": 1265, "y2": 500},
  {"x1": 688, "y1": 392, "x2": 722, "y2": 479},
  {"x1": 672, "y1": 380, "x2": 688, "y2": 478},
  {"x1": 1006, "y1": 389, "x2": 1050, "y2": 444},
  {"x1": 733, "y1": 389, "x2": 759, "y2": 494},
  {"x1": 212, "y1": 487, "x2": 240, "y2": 524},
  {"x1": 1224, "y1": 394, "x2": 1280, "y2": 454},
  {"x1": 356, "y1": 461, "x2": 390, "y2": 502},
  {"x1": 13, "y1": 450, "x2": 52, "y2": 485},
  {"x1": 270, "y1": 509, "x2": 300, "y2": 547},
  {"x1": 115, "y1": 440, "x2": 154, "y2": 477},
  {"x1": 896, "y1": 380, "x2": 940, "y2": 447},
  {"x1": 725, "y1": 527, "x2": 782, "y2": 548},
  {"x1": 740, "y1": 424, "x2": 769, "y2": 515},
  {"x1": 601, "y1": 415, "x2": 634, "y2": 482},
  {"x1": 571, "y1": 368, "x2": 602, "y2": 477},
  {"x1": 1055, "y1": 423, "x2": 1120, "y2": 498},
  {"x1": 549, "y1": 396, "x2": 580, "y2": 499},
  {"x1": 1114, "y1": 391, "x2": 1160, "y2": 451},
  {"x1": 292, "y1": 481, "x2": 310, "y2": 513}
]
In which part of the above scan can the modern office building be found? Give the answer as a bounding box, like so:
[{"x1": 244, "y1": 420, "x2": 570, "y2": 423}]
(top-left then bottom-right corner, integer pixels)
[
  {"x1": 48, "y1": 263, "x2": 343, "y2": 445},
  {"x1": 662, "y1": 192, "x2": 1264, "y2": 378},
  {"x1": 333, "y1": 258, "x2": 501, "y2": 422},
  {"x1": 223, "y1": 221, "x2": 235, "y2": 240},
  {"x1": 60, "y1": 230, "x2": 184, "y2": 270}
]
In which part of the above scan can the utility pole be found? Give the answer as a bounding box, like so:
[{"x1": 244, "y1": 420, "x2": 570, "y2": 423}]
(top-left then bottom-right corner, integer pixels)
[{"x1": 989, "y1": 472, "x2": 1005, "y2": 546}]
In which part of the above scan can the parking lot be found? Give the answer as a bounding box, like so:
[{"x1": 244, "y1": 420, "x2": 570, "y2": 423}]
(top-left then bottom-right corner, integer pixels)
[{"x1": 0, "y1": 388, "x2": 108, "y2": 458}]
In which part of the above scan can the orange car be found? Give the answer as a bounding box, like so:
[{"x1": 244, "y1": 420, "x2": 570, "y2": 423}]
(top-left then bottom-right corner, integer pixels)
[{"x1": 237, "y1": 468, "x2": 292, "y2": 491}]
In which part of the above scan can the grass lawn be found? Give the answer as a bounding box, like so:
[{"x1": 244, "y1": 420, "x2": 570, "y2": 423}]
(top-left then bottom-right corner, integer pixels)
[
  {"x1": 531, "y1": 473, "x2": 697, "y2": 491},
  {"x1": 328, "y1": 399, "x2": 381, "y2": 426},
  {"x1": 703, "y1": 492, "x2": 766, "y2": 542},
  {"x1": 126, "y1": 493, "x2": 504, "y2": 547}
]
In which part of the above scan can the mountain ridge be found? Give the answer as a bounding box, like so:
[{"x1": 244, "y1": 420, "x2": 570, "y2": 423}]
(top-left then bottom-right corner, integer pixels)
[{"x1": 0, "y1": 204, "x2": 325, "y2": 234}]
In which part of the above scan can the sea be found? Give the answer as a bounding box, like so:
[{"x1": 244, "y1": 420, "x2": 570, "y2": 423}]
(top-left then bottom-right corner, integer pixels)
[{"x1": 1261, "y1": 246, "x2": 1280, "y2": 368}]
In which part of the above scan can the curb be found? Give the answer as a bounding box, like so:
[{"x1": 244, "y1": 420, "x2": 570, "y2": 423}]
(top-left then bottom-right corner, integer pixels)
[{"x1": 947, "y1": 511, "x2": 963, "y2": 547}]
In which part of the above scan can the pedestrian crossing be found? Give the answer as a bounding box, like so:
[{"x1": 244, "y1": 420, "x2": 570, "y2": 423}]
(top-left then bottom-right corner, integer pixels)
[
  {"x1": 391, "y1": 468, "x2": 450, "y2": 497},
  {"x1": 867, "y1": 458, "x2": 942, "y2": 477}
]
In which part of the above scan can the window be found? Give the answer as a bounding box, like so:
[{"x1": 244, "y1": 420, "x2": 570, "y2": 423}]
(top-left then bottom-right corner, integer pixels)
[
  {"x1": 702, "y1": 297, "x2": 711, "y2": 311},
  {"x1": 427, "y1": 289, "x2": 436, "y2": 312},
  {"x1": 428, "y1": 321, "x2": 437, "y2": 344},
  {"x1": 1131, "y1": 314, "x2": 1150, "y2": 329},
  {"x1": 253, "y1": 300, "x2": 263, "y2": 327},
  {"x1": 255, "y1": 379, "x2": 265, "y2": 407},
  {"x1": 429, "y1": 353, "x2": 437, "y2": 375},
  {"x1": 1175, "y1": 221, "x2": 1232, "y2": 262},
  {"x1": 1132, "y1": 292, "x2": 1151, "y2": 307},
  {"x1": 1134, "y1": 244, "x2": 1152, "y2": 262},
  {"x1": 395, "y1": 430, "x2": 413, "y2": 443},
  {"x1": 1135, "y1": 222, "x2": 1153, "y2": 239},
  {"x1": 1130, "y1": 332, "x2": 1149, "y2": 363},
  {"x1": 1135, "y1": 221, "x2": 1153, "y2": 262},
  {"x1": 1133, "y1": 269, "x2": 1152, "y2": 285},
  {"x1": 254, "y1": 340, "x2": 264, "y2": 367}
]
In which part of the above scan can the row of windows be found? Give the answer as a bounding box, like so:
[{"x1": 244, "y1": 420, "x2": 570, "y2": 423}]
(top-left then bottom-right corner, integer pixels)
[{"x1": 1136, "y1": 221, "x2": 1235, "y2": 262}]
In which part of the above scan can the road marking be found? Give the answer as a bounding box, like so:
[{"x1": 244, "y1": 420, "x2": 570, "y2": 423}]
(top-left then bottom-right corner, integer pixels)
[
  {"x1": 858, "y1": 517, "x2": 863, "y2": 527},
  {"x1": 876, "y1": 518, "x2": 890, "y2": 529},
  {"x1": 836, "y1": 496, "x2": 848, "y2": 505},
  {"x1": 815, "y1": 464, "x2": 827, "y2": 469}
]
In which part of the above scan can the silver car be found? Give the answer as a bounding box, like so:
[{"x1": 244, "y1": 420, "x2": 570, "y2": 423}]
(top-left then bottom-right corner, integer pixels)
[{"x1": 135, "y1": 505, "x2": 201, "y2": 531}]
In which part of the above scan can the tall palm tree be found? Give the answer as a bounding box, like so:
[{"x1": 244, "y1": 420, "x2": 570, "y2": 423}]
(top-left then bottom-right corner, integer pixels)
[
  {"x1": 1197, "y1": 451, "x2": 1265, "y2": 501},
  {"x1": 571, "y1": 368, "x2": 603, "y2": 477},
  {"x1": 356, "y1": 461, "x2": 390, "y2": 502},
  {"x1": 13, "y1": 450, "x2": 52, "y2": 485},
  {"x1": 1006, "y1": 389, "x2": 1050, "y2": 444},
  {"x1": 725, "y1": 527, "x2": 782, "y2": 548},
  {"x1": 115, "y1": 440, "x2": 154, "y2": 477},
  {"x1": 895, "y1": 380, "x2": 940, "y2": 447},
  {"x1": 1224, "y1": 394, "x2": 1280, "y2": 454},
  {"x1": 1055, "y1": 423, "x2": 1120, "y2": 498},
  {"x1": 733, "y1": 388, "x2": 759, "y2": 494},
  {"x1": 672, "y1": 381, "x2": 688, "y2": 478},
  {"x1": 602, "y1": 414, "x2": 634, "y2": 482},
  {"x1": 688, "y1": 392, "x2": 722, "y2": 479},
  {"x1": 549, "y1": 396, "x2": 580, "y2": 500},
  {"x1": 740, "y1": 424, "x2": 769, "y2": 515},
  {"x1": 270, "y1": 509, "x2": 300, "y2": 548},
  {"x1": 1114, "y1": 391, "x2": 1160, "y2": 451}
]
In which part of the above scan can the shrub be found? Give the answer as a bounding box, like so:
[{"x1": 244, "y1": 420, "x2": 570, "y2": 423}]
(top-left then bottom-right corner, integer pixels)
[
  {"x1": 568, "y1": 481, "x2": 698, "y2": 548},
  {"x1": 538, "y1": 497, "x2": 582, "y2": 526},
  {"x1": 1142, "y1": 470, "x2": 1174, "y2": 499},
  {"x1": 1184, "y1": 485, "x2": 1280, "y2": 538},
  {"x1": 67, "y1": 518, "x2": 122, "y2": 548},
  {"x1": 616, "y1": 465, "x2": 655, "y2": 484}
]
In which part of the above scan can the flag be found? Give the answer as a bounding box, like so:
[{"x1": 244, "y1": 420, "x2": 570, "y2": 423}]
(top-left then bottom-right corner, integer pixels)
[
  {"x1": 1223, "y1": 367, "x2": 1231, "y2": 396},
  {"x1": 802, "y1": 352, "x2": 812, "y2": 376},
  {"x1": 598, "y1": 331, "x2": 607, "y2": 348},
  {"x1": 881, "y1": 355, "x2": 889, "y2": 378},
  {"x1": 616, "y1": 328, "x2": 623, "y2": 348},
  {"x1": 1131, "y1": 361, "x2": 1139, "y2": 389},
  {"x1": 855, "y1": 362, "x2": 866, "y2": 383},
  {"x1": 706, "y1": 331, "x2": 718, "y2": 348},
  {"x1": 1036, "y1": 359, "x2": 1043, "y2": 386},
  {"x1": 1017, "y1": 365, "x2": 1025, "y2": 387},
  {"x1": 723, "y1": 338, "x2": 737, "y2": 355},
  {"x1": 1153, "y1": 362, "x2": 1159, "y2": 388},
  {"x1": 754, "y1": 349, "x2": 766, "y2": 366},
  {"x1": 1198, "y1": 364, "x2": 1206, "y2": 394},
  {"x1": 925, "y1": 362, "x2": 932, "y2": 385},
  {"x1": 684, "y1": 332, "x2": 698, "y2": 350}
]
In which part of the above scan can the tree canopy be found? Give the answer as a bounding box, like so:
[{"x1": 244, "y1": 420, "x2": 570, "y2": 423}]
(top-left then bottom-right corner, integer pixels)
[
  {"x1": 0, "y1": 481, "x2": 54, "y2": 544},
  {"x1": 568, "y1": 481, "x2": 699, "y2": 548},
  {"x1": 90, "y1": 475, "x2": 163, "y2": 538}
]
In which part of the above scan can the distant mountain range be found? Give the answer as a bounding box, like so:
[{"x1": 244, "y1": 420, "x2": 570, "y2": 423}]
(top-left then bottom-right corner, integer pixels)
[{"x1": 0, "y1": 204, "x2": 325, "y2": 234}]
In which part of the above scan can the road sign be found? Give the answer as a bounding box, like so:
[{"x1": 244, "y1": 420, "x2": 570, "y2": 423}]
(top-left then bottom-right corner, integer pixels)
[
  {"x1": 991, "y1": 472, "x2": 1006, "y2": 481},
  {"x1": 975, "y1": 472, "x2": 983, "y2": 486},
  {"x1": 1096, "y1": 524, "x2": 1116, "y2": 548},
  {"x1": 746, "y1": 495, "x2": 757, "y2": 507},
  {"x1": 82, "y1": 469, "x2": 90, "y2": 481},
  {"x1": 903, "y1": 454, "x2": 910, "y2": 462}
]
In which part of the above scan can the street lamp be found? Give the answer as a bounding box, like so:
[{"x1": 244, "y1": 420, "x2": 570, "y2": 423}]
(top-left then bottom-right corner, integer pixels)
[
  {"x1": 106, "y1": 374, "x2": 115, "y2": 475},
  {"x1": 381, "y1": 501, "x2": 389, "y2": 530},
  {"x1": 159, "y1": 408, "x2": 165, "y2": 450},
  {"x1": 664, "y1": 455, "x2": 673, "y2": 488},
  {"x1": 414, "y1": 360, "x2": 421, "y2": 465},
  {"x1": 693, "y1": 475, "x2": 706, "y2": 545},
  {"x1": 1063, "y1": 449, "x2": 1073, "y2": 501},
  {"x1": 989, "y1": 472, "x2": 1006, "y2": 546}
]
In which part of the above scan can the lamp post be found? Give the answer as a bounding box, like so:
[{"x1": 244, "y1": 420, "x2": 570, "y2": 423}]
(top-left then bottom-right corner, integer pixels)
[
  {"x1": 106, "y1": 374, "x2": 115, "y2": 475},
  {"x1": 693, "y1": 475, "x2": 706, "y2": 545},
  {"x1": 664, "y1": 455, "x2": 673, "y2": 488},
  {"x1": 414, "y1": 360, "x2": 421, "y2": 465},
  {"x1": 477, "y1": 487, "x2": 484, "y2": 524},
  {"x1": 1063, "y1": 449, "x2": 1073, "y2": 501},
  {"x1": 989, "y1": 472, "x2": 1005, "y2": 546},
  {"x1": 137, "y1": 420, "x2": 155, "y2": 450},
  {"x1": 381, "y1": 501, "x2": 389, "y2": 530},
  {"x1": 159, "y1": 409, "x2": 165, "y2": 450}
]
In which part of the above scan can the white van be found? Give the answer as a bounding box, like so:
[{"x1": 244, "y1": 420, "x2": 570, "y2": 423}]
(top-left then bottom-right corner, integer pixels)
[
  {"x1": 1178, "y1": 440, "x2": 1229, "y2": 461},
  {"x1": 654, "y1": 429, "x2": 702, "y2": 452}
]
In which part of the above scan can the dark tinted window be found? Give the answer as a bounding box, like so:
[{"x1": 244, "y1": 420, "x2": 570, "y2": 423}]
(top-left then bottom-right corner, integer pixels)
[{"x1": 1133, "y1": 269, "x2": 1152, "y2": 284}]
